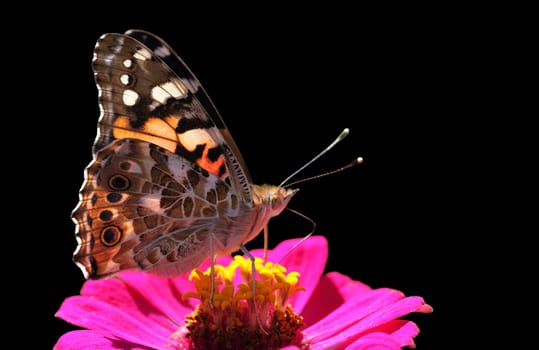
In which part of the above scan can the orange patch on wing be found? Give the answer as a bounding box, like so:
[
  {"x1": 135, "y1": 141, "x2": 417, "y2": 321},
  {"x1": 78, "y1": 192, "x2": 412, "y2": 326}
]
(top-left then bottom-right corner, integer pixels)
[
  {"x1": 113, "y1": 116, "x2": 177, "y2": 152},
  {"x1": 164, "y1": 115, "x2": 180, "y2": 130},
  {"x1": 197, "y1": 146, "x2": 225, "y2": 178}
]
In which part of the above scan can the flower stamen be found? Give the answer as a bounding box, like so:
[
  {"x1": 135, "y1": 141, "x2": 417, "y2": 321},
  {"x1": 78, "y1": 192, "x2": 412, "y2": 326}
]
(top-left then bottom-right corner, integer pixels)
[{"x1": 180, "y1": 256, "x2": 306, "y2": 349}]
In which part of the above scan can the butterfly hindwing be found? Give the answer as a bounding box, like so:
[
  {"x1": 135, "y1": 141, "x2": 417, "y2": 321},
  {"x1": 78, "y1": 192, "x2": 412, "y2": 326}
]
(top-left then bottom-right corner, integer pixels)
[{"x1": 73, "y1": 136, "x2": 236, "y2": 278}]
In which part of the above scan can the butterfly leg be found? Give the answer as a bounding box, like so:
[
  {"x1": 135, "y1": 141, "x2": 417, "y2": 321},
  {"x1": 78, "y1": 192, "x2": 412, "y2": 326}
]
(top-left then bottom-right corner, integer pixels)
[
  {"x1": 263, "y1": 225, "x2": 269, "y2": 263},
  {"x1": 209, "y1": 235, "x2": 216, "y2": 309},
  {"x1": 240, "y1": 244, "x2": 269, "y2": 334}
]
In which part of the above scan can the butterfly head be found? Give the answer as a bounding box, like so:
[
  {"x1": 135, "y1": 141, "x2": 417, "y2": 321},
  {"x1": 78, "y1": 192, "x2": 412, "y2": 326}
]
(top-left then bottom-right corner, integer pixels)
[{"x1": 251, "y1": 184, "x2": 298, "y2": 216}]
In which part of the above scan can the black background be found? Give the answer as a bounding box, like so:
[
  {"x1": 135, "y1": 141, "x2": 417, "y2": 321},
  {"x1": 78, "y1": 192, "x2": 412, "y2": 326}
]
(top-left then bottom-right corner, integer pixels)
[{"x1": 11, "y1": 6, "x2": 504, "y2": 349}]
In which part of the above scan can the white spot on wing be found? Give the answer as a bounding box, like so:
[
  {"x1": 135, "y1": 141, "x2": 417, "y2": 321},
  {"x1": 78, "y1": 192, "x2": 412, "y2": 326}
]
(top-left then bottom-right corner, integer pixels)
[
  {"x1": 133, "y1": 48, "x2": 152, "y2": 61},
  {"x1": 162, "y1": 80, "x2": 187, "y2": 98},
  {"x1": 151, "y1": 85, "x2": 169, "y2": 104},
  {"x1": 178, "y1": 127, "x2": 219, "y2": 151},
  {"x1": 101, "y1": 53, "x2": 115, "y2": 65},
  {"x1": 123, "y1": 59, "x2": 133, "y2": 68},
  {"x1": 154, "y1": 45, "x2": 171, "y2": 58},
  {"x1": 120, "y1": 74, "x2": 131, "y2": 85},
  {"x1": 122, "y1": 89, "x2": 139, "y2": 106},
  {"x1": 151, "y1": 80, "x2": 188, "y2": 104}
]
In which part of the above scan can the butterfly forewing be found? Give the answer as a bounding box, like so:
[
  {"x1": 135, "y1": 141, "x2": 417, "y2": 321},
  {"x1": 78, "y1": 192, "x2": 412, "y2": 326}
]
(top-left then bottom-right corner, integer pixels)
[{"x1": 126, "y1": 29, "x2": 252, "y2": 187}]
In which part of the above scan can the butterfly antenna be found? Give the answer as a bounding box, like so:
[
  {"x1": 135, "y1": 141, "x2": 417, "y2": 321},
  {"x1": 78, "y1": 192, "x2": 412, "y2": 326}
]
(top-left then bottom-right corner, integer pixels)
[
  {"x1": 284, "y1": 157, "x2": 363, "y2": 188},
  {"x1": 279, "y1": 128, "x2": 358, "y2": 188},
  {"x1": 277, "y1": 128, "x2": 364, "y2": 261}
]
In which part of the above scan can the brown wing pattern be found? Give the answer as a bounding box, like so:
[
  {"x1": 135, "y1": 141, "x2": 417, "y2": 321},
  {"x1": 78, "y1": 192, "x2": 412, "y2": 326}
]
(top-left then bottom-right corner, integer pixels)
[
  {"x1": 73, "y1": 138, "x2": 242, "y2": 278},
  {"x1": 92, "y1": 32, "x2": 251, "y2": 197}
]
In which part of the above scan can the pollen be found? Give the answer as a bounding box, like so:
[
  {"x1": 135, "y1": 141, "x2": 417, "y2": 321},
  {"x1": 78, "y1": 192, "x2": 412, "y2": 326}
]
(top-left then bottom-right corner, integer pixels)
[{"x1": 180, "y1": 256, "x2": 306, "y2": 349}]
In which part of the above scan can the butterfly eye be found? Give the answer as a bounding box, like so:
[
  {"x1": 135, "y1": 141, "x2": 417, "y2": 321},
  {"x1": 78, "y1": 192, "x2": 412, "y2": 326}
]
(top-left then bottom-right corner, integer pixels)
[
  {"x1": 100, "y1": 226, "x2": 122, "y2": 247},
  {"x1": 108, "y1": 174, "x2": 130, "y2": 191}
]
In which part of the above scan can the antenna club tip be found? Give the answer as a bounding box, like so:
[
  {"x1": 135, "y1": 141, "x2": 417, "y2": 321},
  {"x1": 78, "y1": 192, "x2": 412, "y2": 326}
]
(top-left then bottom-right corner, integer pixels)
[{"x1": 357, "y1": 157, "x2": 364, "y2": 164}]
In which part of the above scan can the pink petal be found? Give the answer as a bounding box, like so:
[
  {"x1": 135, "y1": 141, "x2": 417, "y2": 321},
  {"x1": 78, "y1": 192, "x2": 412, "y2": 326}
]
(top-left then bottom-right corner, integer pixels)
[
  {"x1": 322, "y1": 272, "x2": 372, "y2": 297},
  {"x1": 381, "y1": 320, "x2": 420, "y2": 348},
  {"x1": 113, "y1": 269, "x2": 199, "y2": 320},
  {"x1": 345, "y1": 332, "x2": 402, "y2": 350},
  {"x1": 314, "y1": 320, "x2": 420, "y2": 349},
  {"x1": 307, "y1": 294, "x2": 429, "y2": 348},
  {"x1": 305, "y1": 288, "x2": 405, "y2": 342},
  {"x1": 59, "y1": 270, "x2": 199, "y2": 341},
  {"x1": 302, "y1": 272, "x2": 372, "y2": 326},
  {"x1": 54, "y1": 330, "x2": 153, "y2": 350},
  {"x1": 358, "y1": 296, "x2": 429, "y2": 330},
  {"x1": 75, "y1": 274, "x2": 189, "y2": 333},
  {"x1": 55, "y1": 296, "x2": 172, "y2": 348}
]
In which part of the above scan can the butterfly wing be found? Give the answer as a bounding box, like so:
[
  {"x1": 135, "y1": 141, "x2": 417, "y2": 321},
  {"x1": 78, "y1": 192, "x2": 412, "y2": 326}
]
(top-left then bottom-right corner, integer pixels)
[
  {"x1": 93, "y1": 30, "x2": 252, "y2": 192},
  {"x1": 73, "y1": 31, "x2": 253, "y2": 279},
  {"x1": 124, "y1": 28, "x2": 252, "y2": 186}
]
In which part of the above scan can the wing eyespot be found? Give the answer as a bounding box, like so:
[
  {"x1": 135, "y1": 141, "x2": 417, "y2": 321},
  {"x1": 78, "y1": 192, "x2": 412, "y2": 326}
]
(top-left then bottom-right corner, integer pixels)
[
  {"x1": 119, "y1": 161, "x2": 132, "y2": 171},
  {"x1": 108, "y1": 174, "x2": 131, "y2": 191},
  {"x1": 99, "y1": 210, "x2": 113, "y2": 222},
  {"x1": 100, "y1": 226, "x2": 123, "y2": 246},
  {"x1": 106, "y1": 192, "x2": 123, "y2": 203}
]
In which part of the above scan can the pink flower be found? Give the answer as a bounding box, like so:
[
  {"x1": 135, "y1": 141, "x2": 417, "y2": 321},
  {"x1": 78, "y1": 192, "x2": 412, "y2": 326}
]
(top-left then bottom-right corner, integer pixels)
[{"x1": 55, "y1": 236, "x2": 432, "y2": 349}]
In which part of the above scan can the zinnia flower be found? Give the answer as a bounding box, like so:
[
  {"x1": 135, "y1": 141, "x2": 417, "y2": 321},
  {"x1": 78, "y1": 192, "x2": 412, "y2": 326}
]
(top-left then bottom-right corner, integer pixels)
[{"x1": 55, "y1": 236, "x2": 432, "y2": 349}]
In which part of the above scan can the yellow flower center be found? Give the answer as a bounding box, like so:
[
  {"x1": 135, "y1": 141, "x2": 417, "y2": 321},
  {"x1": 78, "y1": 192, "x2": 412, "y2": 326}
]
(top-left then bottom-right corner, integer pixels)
[{"x1": 179, "y1": 256, "x2": 306, "y2": 349}]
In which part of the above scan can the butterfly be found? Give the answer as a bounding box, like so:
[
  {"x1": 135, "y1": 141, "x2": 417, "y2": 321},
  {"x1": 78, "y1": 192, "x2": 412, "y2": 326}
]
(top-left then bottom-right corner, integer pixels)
[{"x1": 72, "y1": 29, "x2": 298, "y2": 280}]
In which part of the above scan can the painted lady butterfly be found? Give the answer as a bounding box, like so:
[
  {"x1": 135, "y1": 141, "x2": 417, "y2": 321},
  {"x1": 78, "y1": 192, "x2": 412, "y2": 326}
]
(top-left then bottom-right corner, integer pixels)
[{"x1": 72, "y1": 30, "x2": 298, "y2": 279}]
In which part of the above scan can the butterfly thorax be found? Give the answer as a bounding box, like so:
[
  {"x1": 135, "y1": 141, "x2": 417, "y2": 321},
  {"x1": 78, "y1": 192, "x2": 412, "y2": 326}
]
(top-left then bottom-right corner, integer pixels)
[{"x1": 241, "y1": 184, "x2": 298, "y2": 245}]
